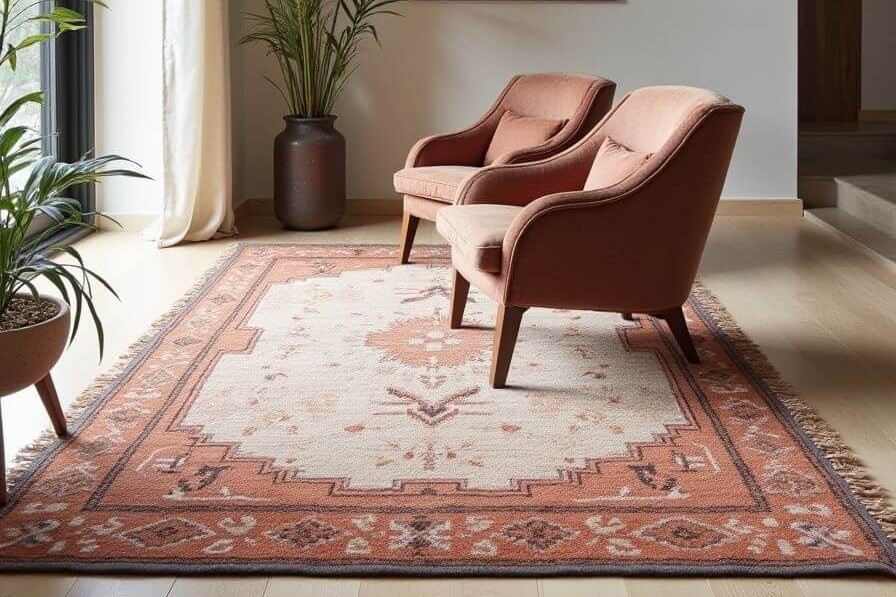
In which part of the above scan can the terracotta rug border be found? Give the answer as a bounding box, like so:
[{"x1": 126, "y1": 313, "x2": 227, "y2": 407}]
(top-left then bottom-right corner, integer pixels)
[
  {"x1": 689, "y1": 283, "x2": 896, "y2": 562},
  {"x1": 2, "y1": 242, "x2": 895, "y2": 577},
  {"x1": 0, "y1": 559, "x2": 894, "y2": 578},
  {"x1": 4, "y1": 243, "x2": 245, "y2": 496}
]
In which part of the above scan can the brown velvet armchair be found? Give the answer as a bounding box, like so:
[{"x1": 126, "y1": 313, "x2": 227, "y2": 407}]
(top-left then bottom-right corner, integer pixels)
[
  {"x1": 435, "y1": 86, "x2": 745, "y2": 388},
  {"x1": 394, "y1": 73, "x2": 617, "y2": 264}
]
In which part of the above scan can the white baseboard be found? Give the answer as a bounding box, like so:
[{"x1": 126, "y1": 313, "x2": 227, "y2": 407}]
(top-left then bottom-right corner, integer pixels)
[
  {"x1": 97, "y1": 213, "x2": 156, "y2": 231},
  {"x1": 237, "y1": 197, "x2": 804, "y2": 218},
  {"x1": 714, "y1": 198, "x2": 803, "y2": 216},
  {"x1": 236, "y1": 198, "x2": 403, "y2": 217}
]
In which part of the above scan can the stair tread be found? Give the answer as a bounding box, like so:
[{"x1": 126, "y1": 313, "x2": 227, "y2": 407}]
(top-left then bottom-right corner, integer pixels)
[
  {"x1": 800, "y1": 121, "x2": 896, "y2": 136},
  {"x1": 836, "y1": 174, "x2": 896, "y2": 205},
  {"x1": 799, "y1": 157, "x2": 896, "y2": 178},
  {"x1": 807, "y1": 208, "x2": 896, "y2": 267}
]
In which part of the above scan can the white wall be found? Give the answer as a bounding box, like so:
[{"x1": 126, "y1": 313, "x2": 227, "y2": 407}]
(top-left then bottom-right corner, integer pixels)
[
  {"x1": 862, "y1": 0, "x2": 896, "y2": 111},
  {"x1": 231, "y1": 0, "x2": 798, "y2": 205},
  {"x1": 94, "y1": 0, "x2": 163, "y2": 215},
  {"x1": 93, "y1": 0, "x2": 798, "y2": 214}
]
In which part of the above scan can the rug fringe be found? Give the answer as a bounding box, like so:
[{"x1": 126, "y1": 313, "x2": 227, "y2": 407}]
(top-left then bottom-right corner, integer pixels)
[
  {"x1": 692, "y1": 281, "x2": 896, "y2": 542},
  {"x1": 5, "y1": 243, "x2": 244, "y2": 493}
]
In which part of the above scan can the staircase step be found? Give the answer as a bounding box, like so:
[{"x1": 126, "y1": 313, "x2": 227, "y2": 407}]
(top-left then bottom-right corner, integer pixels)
[
  {"x1": 805, "y1": 208, "x2": 896, "y2": 271},
  {"x1": 799, "y1": 121, "x2": 896, "y2": 161},
  {"x1": 800, "y1": 134, "x2": 896, "y2": 161},
  {"x1": 799, "y1": 156, "x2": 896, "y2": 178},
  {"x1": 798, "y1": 176, "x2": 838, "y2": 208},
  {"x1": 835, "y1": 174, "x2": 896, "y2": 236}
]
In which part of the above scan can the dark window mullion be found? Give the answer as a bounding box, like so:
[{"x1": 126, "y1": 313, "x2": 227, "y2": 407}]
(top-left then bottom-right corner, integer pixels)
[
  {"x1": 39, "y1": 0, "x2": 95, "y2": 245},
  {"x1": 26, "y1": 1, "x2": 58, "y2": 239}
]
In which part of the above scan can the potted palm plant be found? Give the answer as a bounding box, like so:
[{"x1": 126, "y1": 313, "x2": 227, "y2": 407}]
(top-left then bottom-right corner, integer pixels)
[
  {"x1": 0, "y1": 0, "x2": 146, "y2": 404},
  {"x1": 242, "y1": 0, "x2": 402, "y2": 231}
]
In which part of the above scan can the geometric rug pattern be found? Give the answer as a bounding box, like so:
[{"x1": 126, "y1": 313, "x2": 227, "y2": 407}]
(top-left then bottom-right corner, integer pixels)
[{"x1": 1, "y1": 244, "x2": 894, "y2": 575}]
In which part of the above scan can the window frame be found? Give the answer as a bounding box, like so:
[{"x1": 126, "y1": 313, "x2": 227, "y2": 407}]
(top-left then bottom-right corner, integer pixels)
[{"x1": 40, "y1": 0, "x2": 96, "y2": 245}]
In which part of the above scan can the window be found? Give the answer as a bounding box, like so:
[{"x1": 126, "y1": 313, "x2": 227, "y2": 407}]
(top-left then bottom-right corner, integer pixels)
[
  {"x1": 0, "y1": 0, "x2": 46, "y2": 189},
  {"x1": 3, "y1": 0, "x2": 96, "y2": 242}
]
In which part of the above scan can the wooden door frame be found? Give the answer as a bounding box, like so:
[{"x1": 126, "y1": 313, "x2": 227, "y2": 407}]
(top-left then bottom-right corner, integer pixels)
[{"x1": 798, "y1": 0, "x2": 863, "y2": 123}]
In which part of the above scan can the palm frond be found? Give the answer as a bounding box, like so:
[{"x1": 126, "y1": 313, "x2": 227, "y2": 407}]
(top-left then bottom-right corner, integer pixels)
[{"x1": 240, "y1": 0, "x2": 403, "y2": 118}]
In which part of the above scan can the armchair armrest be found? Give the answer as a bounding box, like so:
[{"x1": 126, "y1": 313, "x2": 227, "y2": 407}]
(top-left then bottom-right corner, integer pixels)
[
  {"x1": 405, "y1": 126, "x2": 496, "y2": 169},
  {"x1": 499, "y1": 181, "x2": 717, "y2": 312},
  {"x1": 455, "y1": 140, "x2": 597, "y2": 207},
  {"x1": 490, "y1": 138, "x2": 567, "y2": 167},
  {"x1": 406, "y1": 76, "x2": 524, "y2": 169}
]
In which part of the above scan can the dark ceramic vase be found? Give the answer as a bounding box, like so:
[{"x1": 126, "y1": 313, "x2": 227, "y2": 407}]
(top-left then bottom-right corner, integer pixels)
[{"x1": 274, "y1": 115, "x2": 346, "y2": 230}]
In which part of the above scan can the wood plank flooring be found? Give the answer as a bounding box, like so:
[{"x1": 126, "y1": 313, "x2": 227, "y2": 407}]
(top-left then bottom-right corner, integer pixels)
[{"x1": 1, "y1": 214, "x2": 895, "y2": 596}]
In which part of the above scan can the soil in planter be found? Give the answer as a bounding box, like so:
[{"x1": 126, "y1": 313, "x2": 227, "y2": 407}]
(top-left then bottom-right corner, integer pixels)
[{"x1": 0, "y1": 297, "x2": 61, "y2": 332}]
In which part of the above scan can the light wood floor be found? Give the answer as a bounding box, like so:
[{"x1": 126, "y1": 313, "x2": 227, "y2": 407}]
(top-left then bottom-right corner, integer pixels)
[{"x1": 2, "y1": 214, "x2": 896, "y2": 597}]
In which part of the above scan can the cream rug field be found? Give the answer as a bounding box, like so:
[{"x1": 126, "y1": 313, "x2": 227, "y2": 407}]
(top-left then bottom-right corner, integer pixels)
[{"x1": 1, "y1": 244, "x2": 894, "y2": 576}]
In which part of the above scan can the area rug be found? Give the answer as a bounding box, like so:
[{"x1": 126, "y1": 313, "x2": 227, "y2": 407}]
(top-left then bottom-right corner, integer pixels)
[{"x1": 1, "y1": 244, "x2": 895, "y2": 576}]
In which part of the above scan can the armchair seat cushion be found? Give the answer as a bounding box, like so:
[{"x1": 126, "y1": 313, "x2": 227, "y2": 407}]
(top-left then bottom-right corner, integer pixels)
[
  {"x1": 394, "y1": 166, "x2": 480, "y2": 202},
  {"x1": 436, "y1": 204, "x2": 522, "y2": 273}
]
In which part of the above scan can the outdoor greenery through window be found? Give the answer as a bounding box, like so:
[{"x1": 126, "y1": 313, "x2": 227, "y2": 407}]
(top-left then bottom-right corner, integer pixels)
[{"x1": 0, "y1": 0, "x2": 50, "y2": 190}]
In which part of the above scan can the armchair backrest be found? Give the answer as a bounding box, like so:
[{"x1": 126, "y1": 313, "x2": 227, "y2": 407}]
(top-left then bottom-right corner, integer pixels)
[
  {"x1": 602, "y1": 86, "x2": 737, "y2": 157},
  {"x1": 477, "y1": 73, "x2": 617, "y2": 165},
  {"x1": 405, "y1": 73, "x2": 616, "y2": 169},
  {"x1": 501, "y1": 73, "x2": 609, "y2": 123},
  {"x1": 544, "y1": 86, "x2": 745, "y2": 188}
]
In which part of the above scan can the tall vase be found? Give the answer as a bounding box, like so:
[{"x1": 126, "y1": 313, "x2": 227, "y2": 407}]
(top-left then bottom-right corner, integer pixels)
[{"x1": 274, "y1": 115, "x2": 346, "y2": 230}]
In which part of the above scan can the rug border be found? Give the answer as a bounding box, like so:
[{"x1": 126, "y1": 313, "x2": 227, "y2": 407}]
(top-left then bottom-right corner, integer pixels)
[
  {"x1": 0, "y1": 559, "x2": 894, "y2": 577},
  {"x1": 691, "y1": 281, "x2": 896, "y2": 548},
  {"x1": 2, "y1": 242, "x2": 895, "y2": 577}
]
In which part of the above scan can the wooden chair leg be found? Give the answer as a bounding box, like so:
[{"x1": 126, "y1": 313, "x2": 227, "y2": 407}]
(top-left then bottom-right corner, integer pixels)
[
  {"x1": 489, "y1": 304, "x2": 526, "y2": 389},
  {"x1": 450, "y1": 269, "x2": 470, "y2": 329},
  {"x1": 654, "y1": 306, "x2": 699, "y2": 364},
  {"x1": 622, "y1": 312, "x2": 635, "y2": 321},
  {"x1": 36, "y1": 374, "x2": 67, "y2": 437},
  {"x1": 398, "y1": 212, "x2": 420, "y2": 265}
]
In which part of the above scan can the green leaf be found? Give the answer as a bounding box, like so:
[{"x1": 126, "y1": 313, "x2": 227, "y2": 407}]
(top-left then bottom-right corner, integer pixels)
[
  {"x1": 0, "y1": 126, "x2": 30, "y2": 154},
  {"x1": 241, "y1": 0, "x2": 404, "y2": 117},
  {"x1": 16, "y1": 33, "x2": 54, "y2": 51},
  {"x1": 0, "y1": 91, "x2": 44, "y2": 128}
]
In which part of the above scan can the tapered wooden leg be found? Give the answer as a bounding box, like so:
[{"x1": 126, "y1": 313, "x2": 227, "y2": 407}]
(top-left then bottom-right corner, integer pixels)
[
  {"x1": 36, "y1": 374, "x2": 67, "y2": 437},
  {"x1": 1, "y1": 402, "x2": 6, "y2": 505},
  {"x1": 398, "y1": 212, "x2": 420, "y2": 264},
  {"x1": 450, "y1": 269, "x2": 470, "y2": 329},
  {"x1": 654, "y1": 307, "x2": 699, "y2": 364},
  {"x1": 490, "y1": 304, "x2": 526, "y2": 389},
  {"x1": 622, "y1": 312, "x2": 635, "y2": 321}
]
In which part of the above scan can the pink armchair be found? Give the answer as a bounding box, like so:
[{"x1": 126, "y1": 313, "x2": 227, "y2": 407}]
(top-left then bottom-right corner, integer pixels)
[
  {"x1": 394, "y1": 73, "x2": 617, "y2": 264},
  {"x1": 436, "y1": 86, "x2": 745, "y2": 388}
]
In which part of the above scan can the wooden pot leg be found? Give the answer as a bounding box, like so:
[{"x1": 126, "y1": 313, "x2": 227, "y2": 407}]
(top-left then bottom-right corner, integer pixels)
[
  {"x1": 654, "y1": 306, "x2": 699, "y2": 364},
  {"x1": 489, "y1": 304, "x2": 526, "y2": 389},
  {"x1": 622, "y1": 312, "x2": 635, "y2": 321},
  {"x1": 36, "y1": 374, "x2": 67, "y2": 437},
  {"x1": 1, "y1": 402, "x2": 5, "y2": 505},
  {"x1": 450, "y1": 269, "x2": 470, "y2": 329},
  {"x1": 398, "y1": 212, "x2": 420, "y2": 265}
]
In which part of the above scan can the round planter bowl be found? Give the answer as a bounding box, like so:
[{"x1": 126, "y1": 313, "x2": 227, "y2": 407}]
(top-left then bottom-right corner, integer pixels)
[{"x1": 0, "y1": 295, "x2": 70, "y2": 398}]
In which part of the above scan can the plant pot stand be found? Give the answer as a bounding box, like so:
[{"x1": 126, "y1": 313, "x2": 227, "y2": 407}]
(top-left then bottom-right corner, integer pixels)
[{"x1": 1, "y1": 373, "x2": 67, "y2": 505}]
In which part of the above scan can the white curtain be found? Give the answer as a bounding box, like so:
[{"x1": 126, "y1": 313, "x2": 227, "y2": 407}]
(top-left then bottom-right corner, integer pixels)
[{"x1": 144, "y1": 0, "x2": 237, "y2": 248}]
